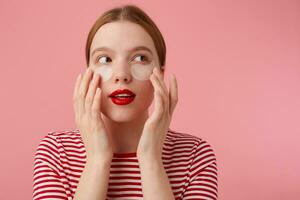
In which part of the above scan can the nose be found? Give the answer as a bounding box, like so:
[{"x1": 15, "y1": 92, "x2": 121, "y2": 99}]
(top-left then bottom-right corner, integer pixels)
[
  {"x1": 112, "y1": 64, "x2": 132, "y2": 83},
  {"x1": 114, "y1": 74, "x2": 131, "y2": 83}
]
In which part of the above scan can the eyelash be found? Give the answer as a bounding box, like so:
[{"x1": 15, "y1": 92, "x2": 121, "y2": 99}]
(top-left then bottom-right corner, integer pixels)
[{"x1": 95, "y1": 54, "x2": 149, "y2": 64}]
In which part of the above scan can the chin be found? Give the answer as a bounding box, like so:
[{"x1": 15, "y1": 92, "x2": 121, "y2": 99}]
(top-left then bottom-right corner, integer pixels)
[
  {"x1": 101, "y1": 108, "x2": 144, "y2": 123},
  {"x1": 100, "y1": 95, "x2": 152, "y2": 123}
]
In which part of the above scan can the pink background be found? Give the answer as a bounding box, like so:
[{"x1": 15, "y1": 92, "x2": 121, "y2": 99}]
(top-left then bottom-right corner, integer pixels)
[{"x1": 1, "y1": 0, "x2": 299, "y2": 199}]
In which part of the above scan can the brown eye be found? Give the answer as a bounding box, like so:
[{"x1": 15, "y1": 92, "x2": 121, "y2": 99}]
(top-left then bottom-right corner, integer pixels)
[
  {"x1": 134, "y1": 54, "x2": 149, "y2": 63},
  {"x1": 96, "y1": 56, "x2": 112, "y2": 64}
]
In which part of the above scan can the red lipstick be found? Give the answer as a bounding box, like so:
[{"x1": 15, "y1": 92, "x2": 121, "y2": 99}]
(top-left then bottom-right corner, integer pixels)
[{"x1": 109, "y1": 89, "x2": 136, "y2": 105}]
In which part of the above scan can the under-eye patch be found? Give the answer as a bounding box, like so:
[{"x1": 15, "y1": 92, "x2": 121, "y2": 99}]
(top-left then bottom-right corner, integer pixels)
[{"x1": 94, "y1": 61, "x2": 159, "y2": 82}]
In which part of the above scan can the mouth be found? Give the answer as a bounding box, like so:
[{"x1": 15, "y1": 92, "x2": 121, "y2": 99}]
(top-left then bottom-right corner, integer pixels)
[{"x1": 109, "y1": 89, "x2": 136, "y2": 105}]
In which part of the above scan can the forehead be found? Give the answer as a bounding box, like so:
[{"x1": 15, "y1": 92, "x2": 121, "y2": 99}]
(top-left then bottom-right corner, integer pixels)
[{"x1": 90, "y1": 21, "x2": 156, "y2": 54}]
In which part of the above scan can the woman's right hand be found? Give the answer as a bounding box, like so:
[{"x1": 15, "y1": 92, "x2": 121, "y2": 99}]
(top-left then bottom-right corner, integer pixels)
[{"x1": 73, "y1": 68, "x2": 114, "y2": 161}]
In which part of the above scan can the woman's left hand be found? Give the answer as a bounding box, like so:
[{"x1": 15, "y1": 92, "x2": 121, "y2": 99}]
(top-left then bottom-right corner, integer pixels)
[{"x1": 137, "y1": 67, "x2": 178, "y2": 160}]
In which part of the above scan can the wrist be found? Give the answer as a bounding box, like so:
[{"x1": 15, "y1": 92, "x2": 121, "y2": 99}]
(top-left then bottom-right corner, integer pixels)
[
  {"x1": 137, "y1": 149, "x2": 162, "y2": 160},
  {"x1": 138, "y1": 153, "x2": 163, "y2": 165},
  {"x1": 86, "y1": 154, "x2": 112, "y2": 165}
]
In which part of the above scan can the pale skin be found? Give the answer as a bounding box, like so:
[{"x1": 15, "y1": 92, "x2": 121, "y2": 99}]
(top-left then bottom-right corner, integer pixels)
[{"x1": 73, "y1": 21, "x2": 178, "y2": 200}]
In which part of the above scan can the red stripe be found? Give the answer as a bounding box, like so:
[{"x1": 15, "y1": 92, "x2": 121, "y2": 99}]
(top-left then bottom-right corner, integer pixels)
[{"x1": 33, "y1": 129, "x2": 218, "y2": 199}]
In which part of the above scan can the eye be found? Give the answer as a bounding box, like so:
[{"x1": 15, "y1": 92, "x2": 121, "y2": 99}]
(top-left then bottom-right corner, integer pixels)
[
  {"x1": 133, "y1": 54, "x2": 149, "y2": 63},
  {"x1": 96, "y1": 55, "x2": 112, "y2": 64}
]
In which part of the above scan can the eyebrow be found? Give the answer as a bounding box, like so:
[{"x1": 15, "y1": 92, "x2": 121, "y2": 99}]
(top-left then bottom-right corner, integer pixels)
[{"x1": 91, "y1": 46, "x2": 153, "y2": 56}]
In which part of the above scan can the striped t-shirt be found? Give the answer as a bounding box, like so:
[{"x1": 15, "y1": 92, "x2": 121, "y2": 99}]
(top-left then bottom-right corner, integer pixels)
[{"x1": 32, "y1": 128, "x2": 218, "y2": 200}]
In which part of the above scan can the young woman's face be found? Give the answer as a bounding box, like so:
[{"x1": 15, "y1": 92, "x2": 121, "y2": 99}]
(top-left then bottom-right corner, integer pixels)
[{"x1": 89, "y1": 21, "x2": 162, "y2": 122}]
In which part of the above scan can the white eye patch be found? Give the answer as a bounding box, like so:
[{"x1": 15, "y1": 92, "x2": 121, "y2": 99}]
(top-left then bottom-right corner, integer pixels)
[
  {"x1": 131, "y1": 62, "x2": 155, "y2": 81},
  {"x1": 94, "y1": 66, "x2": 112, "y2": 82},
  {"x1": 94, "y1": 62, "x2": 157, "y2": 82}
]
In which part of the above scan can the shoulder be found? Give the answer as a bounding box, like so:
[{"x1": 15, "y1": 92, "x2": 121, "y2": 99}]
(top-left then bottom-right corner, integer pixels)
[
  {"x1": 34, "y1": 128, "x2": 82, "y2": 160},
  {"x1": 32, "y1": 129, "x2": 75, "y2": 173},
  {"x1": 166, "y1": 128, "x2": 217, "y2": 168},
  {"x1": 37, "y1": 128, "x2": 82, "y2": 146},
  {"x1": 45, "y1": 128, "x2": 81, "y2": 139},
  {"x1": 167, "y1": 127, "x2": 214, "y2": 147}
]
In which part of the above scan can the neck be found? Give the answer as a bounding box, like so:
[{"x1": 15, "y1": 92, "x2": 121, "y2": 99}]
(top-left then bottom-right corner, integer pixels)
[{"x1": 101, "y1": 111, "x2": 149, "y2": 154}]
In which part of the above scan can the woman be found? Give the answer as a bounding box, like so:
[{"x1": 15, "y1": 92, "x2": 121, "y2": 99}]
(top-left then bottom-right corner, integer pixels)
[{"x1": 33, "y1": 4, "x2": 218, "y2": 200}]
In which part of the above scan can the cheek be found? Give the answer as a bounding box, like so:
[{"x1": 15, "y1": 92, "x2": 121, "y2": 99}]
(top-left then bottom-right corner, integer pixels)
[
  {"x1": 131, "y1": 64, "x2": 154, "y2": 81},
  {"x1": 94, "y1": 66, "x2": 113, "y2": 82},
  {"x1": 136, "y1": 83, "x2": 154, "y2": 105}
]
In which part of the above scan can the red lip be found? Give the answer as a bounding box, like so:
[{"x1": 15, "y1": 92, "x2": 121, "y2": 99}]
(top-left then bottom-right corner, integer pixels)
[
  {"x1": 109, "y1": 89, "x2": 136, "y2": 105},
  {"x1": 109, "y1": 89, "x2": 136, "y2": 97}
]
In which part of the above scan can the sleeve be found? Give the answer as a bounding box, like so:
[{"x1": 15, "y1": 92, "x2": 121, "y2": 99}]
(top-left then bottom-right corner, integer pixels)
[
  {"x1": 181, "y1": 139, "x2": 218, "y2": 200},
  {"x1": 32, "y1": 132, "x2": 69, "y2": 200}
]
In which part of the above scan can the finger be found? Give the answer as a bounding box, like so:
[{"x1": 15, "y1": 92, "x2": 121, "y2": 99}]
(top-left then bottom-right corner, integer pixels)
[
  {"x1": 153, "y1": 67, "x2": 169, "y2": 95},
  {"x1": 73, "y1": 73, "x2": 82, "y2": 101},
  {"x1": 73, "y1": 73, "x2": 83, "y2": 120},
  {"x1": 150, "y1": 73, "x2": 167, "y2": 117},
  {"x1": 78, "y1": 68, "x2": 93, "y2": 113},
  {"x1": 91, "y1": 87, "x2": 102, "y2": 117},
  {"x1": 85, "y1": 71, "x2": 100, "y2": 112},
  {"x1": 152, "y1": 69, "x2": 169, "y2": 115},
  {"x1": 169, "y1": 73, "x2": 178, "y2": 117},
  {"x1": 151, "y1": 89, "x2": 164, "y2": 122},
  {"x1": 153, "y1": 67, "x2": 170, "y2": 114},
  {"x1": 73, "y1": 73, "x2": 82, "y2": 105}
]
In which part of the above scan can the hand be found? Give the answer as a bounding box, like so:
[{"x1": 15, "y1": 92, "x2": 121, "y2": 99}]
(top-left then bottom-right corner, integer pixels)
[
  {"x1": 137, "y1": 67, "x2": 178, "y2": 159},
  {"x1": 73, "y1": 68, "x2": 114, "y2": 161}
]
